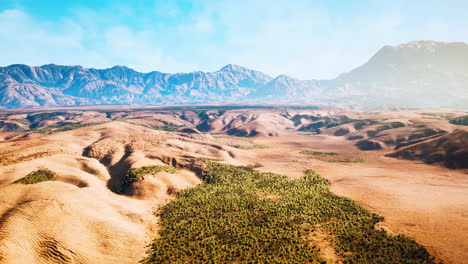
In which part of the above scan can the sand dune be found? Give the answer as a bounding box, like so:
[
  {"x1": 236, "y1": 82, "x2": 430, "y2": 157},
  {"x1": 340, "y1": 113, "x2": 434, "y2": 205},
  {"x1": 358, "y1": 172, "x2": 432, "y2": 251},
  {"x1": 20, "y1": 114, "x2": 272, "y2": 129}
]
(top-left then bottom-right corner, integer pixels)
[{"x1": 0, "y1": 154, "x2": 156, "y2": 264}]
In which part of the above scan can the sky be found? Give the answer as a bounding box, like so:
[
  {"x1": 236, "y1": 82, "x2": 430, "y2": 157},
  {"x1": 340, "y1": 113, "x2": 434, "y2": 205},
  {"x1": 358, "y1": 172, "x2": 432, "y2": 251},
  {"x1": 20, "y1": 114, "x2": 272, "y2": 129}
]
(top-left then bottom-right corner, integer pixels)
[{"x1": 0, "y1": 0, "x2": 467, "y2": 79}]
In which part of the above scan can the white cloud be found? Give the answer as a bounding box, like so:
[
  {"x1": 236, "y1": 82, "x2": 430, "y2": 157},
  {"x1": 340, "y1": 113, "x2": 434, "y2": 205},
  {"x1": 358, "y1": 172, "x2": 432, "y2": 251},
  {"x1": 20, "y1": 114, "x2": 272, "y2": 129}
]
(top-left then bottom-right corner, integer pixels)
[
  {"x1": 0, "y1": 10, "x2": 91, "y2": 66},
  {"x1": 0, "y1": 9, "x2": 171, "y2": 72}
]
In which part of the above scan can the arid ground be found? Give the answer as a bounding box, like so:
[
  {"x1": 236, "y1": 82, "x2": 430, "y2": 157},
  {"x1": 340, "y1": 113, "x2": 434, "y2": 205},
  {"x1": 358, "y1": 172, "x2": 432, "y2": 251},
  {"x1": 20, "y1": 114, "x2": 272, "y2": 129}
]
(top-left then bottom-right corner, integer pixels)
[
  {"x1": 236, "y1": 134, "x2": 468, "y2": 264},
  {"x1": 0, "y1": 106, "x2": 467, "y2": 264}
]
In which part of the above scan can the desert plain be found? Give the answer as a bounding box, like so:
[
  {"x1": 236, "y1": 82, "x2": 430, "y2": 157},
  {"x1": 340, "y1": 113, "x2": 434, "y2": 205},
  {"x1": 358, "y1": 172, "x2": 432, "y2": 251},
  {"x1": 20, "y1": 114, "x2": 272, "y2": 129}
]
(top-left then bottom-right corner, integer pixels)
[{"x1": 0, "y1": 106, "x2": 467, "y2": 264}]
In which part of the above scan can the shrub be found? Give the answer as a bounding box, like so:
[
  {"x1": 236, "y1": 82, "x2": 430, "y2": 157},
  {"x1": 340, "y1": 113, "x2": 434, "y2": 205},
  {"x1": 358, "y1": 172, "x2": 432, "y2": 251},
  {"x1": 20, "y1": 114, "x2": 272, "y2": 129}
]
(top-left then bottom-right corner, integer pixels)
[
  {"x1": 228, "y1": 143, "x2": 268, "y2": 150},
  {"x1": 196, "y1": 157, "x2": 224, "y2": 162},
  {"x1": 14, "y1": 169, "x2": 55, "y2": 184},
  {"x1": 300, "y1": 150, "x2": 365, "y2": 163},
  {"x1": 300, "y1": 150, "x2": 338, "y2": 156},
  {"x1": 142, "y1": 162, "x2": 435, "y2": 263}
]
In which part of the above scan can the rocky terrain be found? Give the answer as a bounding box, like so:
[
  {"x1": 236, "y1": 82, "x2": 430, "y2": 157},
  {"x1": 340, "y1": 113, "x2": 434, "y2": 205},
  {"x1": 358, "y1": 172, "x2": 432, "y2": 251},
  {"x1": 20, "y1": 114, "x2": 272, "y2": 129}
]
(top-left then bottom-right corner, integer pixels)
[{"x1": 1, "y1": 40, "x2": 467, "y2": 109}]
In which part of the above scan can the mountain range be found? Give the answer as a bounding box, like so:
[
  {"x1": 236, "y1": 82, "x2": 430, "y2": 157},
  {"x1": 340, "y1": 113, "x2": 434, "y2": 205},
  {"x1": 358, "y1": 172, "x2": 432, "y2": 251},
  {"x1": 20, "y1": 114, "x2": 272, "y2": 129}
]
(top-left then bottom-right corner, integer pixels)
[{"x1": 1, "y1": 40, "x2": 467, "y2": 109}]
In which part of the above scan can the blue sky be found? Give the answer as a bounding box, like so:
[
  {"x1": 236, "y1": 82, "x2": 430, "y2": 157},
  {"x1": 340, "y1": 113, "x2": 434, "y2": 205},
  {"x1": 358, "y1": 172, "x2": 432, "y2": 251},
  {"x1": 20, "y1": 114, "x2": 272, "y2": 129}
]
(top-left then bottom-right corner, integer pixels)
[{"x1": 0, "y1": 0, "x2": 467, "y2": 79}]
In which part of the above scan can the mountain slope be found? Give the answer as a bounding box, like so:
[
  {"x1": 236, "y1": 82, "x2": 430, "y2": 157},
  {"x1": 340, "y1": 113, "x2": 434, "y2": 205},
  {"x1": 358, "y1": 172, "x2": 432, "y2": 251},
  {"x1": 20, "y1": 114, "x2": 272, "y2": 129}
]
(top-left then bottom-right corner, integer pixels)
[
  {"x1": 1, "y1": 40, "x2": 467, "y2": 108},
  {"x1": 323, "y1": 40, "x2": 468, "y2": 108},
  {"x1": 254, "y1": 74, "x2": 321, "y2": 101},
  {"x1": 0, "y1": 64, "x2": 274, "y2": 107}
]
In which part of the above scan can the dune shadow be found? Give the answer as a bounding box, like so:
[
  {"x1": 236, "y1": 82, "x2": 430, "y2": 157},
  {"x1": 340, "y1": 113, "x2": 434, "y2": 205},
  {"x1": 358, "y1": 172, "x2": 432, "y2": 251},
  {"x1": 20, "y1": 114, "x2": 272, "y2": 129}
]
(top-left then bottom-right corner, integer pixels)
[{"x1": 82, "y1": 145, "x2": 133, "y2": 192}]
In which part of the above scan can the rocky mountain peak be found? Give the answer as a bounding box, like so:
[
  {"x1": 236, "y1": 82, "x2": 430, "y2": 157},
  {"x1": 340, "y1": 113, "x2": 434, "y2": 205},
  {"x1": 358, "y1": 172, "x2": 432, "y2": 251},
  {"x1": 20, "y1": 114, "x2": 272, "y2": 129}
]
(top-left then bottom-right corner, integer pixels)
[
  {"x1": 218, "y1": 64, "x2": 248, "y2": 73},
  {"x1": 273, "y1": 74, "x2": 297, "y2": 82}
]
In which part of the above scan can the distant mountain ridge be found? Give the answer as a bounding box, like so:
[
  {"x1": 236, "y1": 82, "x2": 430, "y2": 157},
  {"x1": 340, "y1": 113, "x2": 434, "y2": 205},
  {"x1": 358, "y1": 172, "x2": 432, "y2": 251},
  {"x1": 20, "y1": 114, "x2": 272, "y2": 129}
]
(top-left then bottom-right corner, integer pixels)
[
  {"x1": 0, "y1": 63, "x2": 274, "y2": 107},
  {"x1": 1, "y1": 40, "x2": 467, "y2": 109}
]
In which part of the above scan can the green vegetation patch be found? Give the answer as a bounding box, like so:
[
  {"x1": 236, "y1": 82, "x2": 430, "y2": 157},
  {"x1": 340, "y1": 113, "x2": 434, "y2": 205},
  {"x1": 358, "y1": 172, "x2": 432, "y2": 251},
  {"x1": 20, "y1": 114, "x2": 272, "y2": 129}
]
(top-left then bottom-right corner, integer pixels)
[
  {"x1": 124, "y1": 121, "x2": 187, "y2": 132},
  {"x1": 114, "y1": 165, "x2": 179, "y2": 194},
  {"x1": 196, "y1": 157, "x2": 224, "y2": 163},
  {"x1": 143, "y1": 162, "x2": 436, "y2": 263},
  {"x1": 449, "y1": 115, "x2": 468, "y2": 126},
  {"x1": 26, "y1": 112, "x2": 79, "y2": 124},
  {"x1": 14, "y1": 169, "x2": 55, "y2": 184},
  {"x1": 151, "y1": 125, "x2": 184, "y2": 131},
  {"x1": 228, "y1": 143, "x2": 269, "y2": 150},
  {"x1": 300, "y1": 150, "x2": 365, "y2": 163},
  {"x1": 320, "y1": 157, "x2": 365, "y2": 163},
  {"x1": 32, "y1": 122, "x2": 107, "y2": 135},
  {"x1": 215, "y1": 136, "x2": 269, "y2": 150},
  {"x1": 300, "y1": 150, "x2": 339, "y2": 156}
]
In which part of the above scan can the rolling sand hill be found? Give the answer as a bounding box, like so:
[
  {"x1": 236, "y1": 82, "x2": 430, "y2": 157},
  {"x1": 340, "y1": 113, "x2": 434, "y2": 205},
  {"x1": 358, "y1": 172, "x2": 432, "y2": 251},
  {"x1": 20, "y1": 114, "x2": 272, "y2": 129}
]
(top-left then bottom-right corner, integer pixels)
[
  {"x1": 2, "y1": 106, "x2": 465, "y2": 168},
  {"x1": 0, "y1": 106, "x2": 467, "y2": 263},
  {"x1": 0, "y1": 121, "x2": 234, "y2": 263},
  {"x1": 388, "y1": 130, "x2": 468, "y2": 169}
]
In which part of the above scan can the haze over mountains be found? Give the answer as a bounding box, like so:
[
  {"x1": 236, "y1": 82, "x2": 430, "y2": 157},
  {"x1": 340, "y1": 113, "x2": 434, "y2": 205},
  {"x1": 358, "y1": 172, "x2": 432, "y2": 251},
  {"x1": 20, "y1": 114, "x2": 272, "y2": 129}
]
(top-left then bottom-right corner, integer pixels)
[{"x1": 1, "y1": 40, "x2": 467, "y2": 109}]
